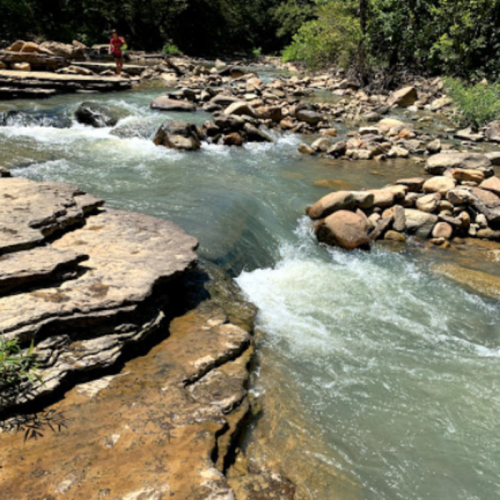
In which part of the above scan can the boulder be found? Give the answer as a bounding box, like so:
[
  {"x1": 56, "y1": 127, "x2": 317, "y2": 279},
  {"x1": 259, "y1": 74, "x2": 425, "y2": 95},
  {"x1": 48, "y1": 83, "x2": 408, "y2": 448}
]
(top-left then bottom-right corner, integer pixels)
[
  {"x1": 225, "y1": 101, "x2": 257, "y2": 118},
  {"x1": 430, "y1": 96, "x2": 453, "y2": 111},
  {"x1": 432, "y1": 222, "x2": 453, "y2": 240},
  {"x1": 378, "y1": 118, "x2": 406, "y2": 132},
  {"x1": 40, "y1": 41, "x2": 75, "y2": 59},
  {"x1": 452, "y1": 168, "x2": 485, "y2": 184},
  {"x1": 150, "y1": 97, "x2": 196, "y2": 112},
  {"x1": 315, "y1": 210, "x2": 370, "y2": 250},
  {"x1": 485, "y1": 122, "x2": 500, "y2": 142},
  {"x1": 485, "y1": 152, "x2": 500, "y2": 166},
  {"x1": 213, "y1": 113, "x2": 245, "y2": 132},
  {"x1": 368, "y1": 189, "x2": 395, "y2": 208},
  {"x1": 295, "y1": 109, "x2": 323, "y2": 125},
  {"x1": 416, "y1": 193, "x2": 441, "y2": 213},
  {"x1": 307, "y1": 191, "x2": 356, "y2": 220},
  {"x1": 455, "y1": 127, "x2": 484, "y2": 142},
  {"x1": 209, "y1": 94, "x2": 241, "y2": 107},
  {"x1": 383, "y1": 205, "x2": 406, "y2": 232},
  {"x1": 404, "y1": 209, "x2": 438, "y2": 238},
  {"x1": 153, "y1": 121, "x2": 202, "y2": 151},
  {"x1": 446, "y1": 189, "x2": 474, "y2": 206},
  {"x1": 427, "y1": 139, "x2": 442, "y2": 154},
  {"x1": 395, "y1": 177, "x2": 425, "y2": 192},
  {"x1": 387, "y1": 86, "x2": 418, "y2": 107},
  {"x1": 327, "y1": 141, "x2": 347, "y2": 157},
  {"x1": 75, "y1": 102, "x2": 120, "y2": 128},
  {"x1": 311, "y1": 137, "x2": 331, "y2": 153},
  {"x1": 243, "y1": 123, "x2": 273, "y2": 143},
  {"x1": 423, "y1": 176, "x2": 456, "y2": 195},
  {"x1": 352, "y1": 191, "x2": 375, "y2": 209},
  {"x1": 223, "y1": 132, "x2": 243, "y2": 146},
  {"x1": 20, "y1": 42, "x2": 43, "y2": 53},
  {"x1": 298, "y1": 143, "x2": 314, "y2": 155},
  {"x1": 480, "y1": 176, "x2": 500, "y2": 196},
  {"x1": 426, "y1": 152, "x2": 492, "y2": 175}
]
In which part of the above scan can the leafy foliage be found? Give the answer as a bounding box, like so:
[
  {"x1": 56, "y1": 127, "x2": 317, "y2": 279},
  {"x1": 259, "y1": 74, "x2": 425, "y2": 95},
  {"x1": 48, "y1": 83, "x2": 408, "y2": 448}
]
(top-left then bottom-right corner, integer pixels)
[
  {"x1": 0, "y1": 336, "x2": 41, "y2": 390},
  {"x1": 162, "y1": 41, "x2": 183, "y2": 56},
  {"x1": 444, "y1": 77, "x2": 500, "y2": 129},
  {"x1": 281, "y1": 0, "x2": 500, "y2": 77}
]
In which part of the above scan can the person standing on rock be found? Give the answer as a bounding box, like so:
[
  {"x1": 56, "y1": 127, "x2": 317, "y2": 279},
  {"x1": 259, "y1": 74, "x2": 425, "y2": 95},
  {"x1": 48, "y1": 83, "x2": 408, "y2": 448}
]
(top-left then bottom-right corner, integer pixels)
[{"x1": 109, "y1": 30, "x2": 126, "y2": 76}]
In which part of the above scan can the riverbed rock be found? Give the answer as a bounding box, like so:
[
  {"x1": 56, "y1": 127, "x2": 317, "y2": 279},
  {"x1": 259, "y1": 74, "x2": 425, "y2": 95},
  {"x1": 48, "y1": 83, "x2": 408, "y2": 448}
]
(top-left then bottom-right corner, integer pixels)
[
  {"x1": 452, "y1": 168, "x2": 485, "y2": 184},
  {"x1": 154, "y1": 120, "x2": 202, "y2": 150},
  {"x1": 368, "y1": 189, "x2": 395, "y2": 208},
  {"x1": 243, "y1": 123, "x2": 273, "y2": 143},
  {"x1": 150, "y1": 97, "x2": 197, "y2": 112},
  {"x1": 225, "y1": 101, "x2": 258, "y2": 118},
  {"x1": 455, "y1": 127, "x2": 484, "y2": 142},
  {"x1": 480, "y1": 176, "x2": 500, "y2": 196},
  {"x1": 432, "y1": 222, "x2": 453, "y2": 240},
  {"x1": 404, "y1": 209, "x2": 438, "y2": 238},
  {"x1": 423, "y1": 176, "x2": 456, "y2": 195},
  {"x1": 307, "y1": 191, "x2": 355, "y2": 220},
  {"x1": 295, "y1": 109, "x2": 323, "y2": 125},
  {"x1": 416, "y1": 193, "x2": 441, "y2": 213},
  {"x1": 396, "y1": 177, "x2": 425, "y2": 192},
  {"x1": 485, "y1": 122, "x2": 500, "y2": 142},
  {"x1": 11, "y1": 62, "x2": 31, "y2": 71},
  {"x1": 387, "y1": 86, "x2": 418, "y2": 108},
  {"x1": 315, "y1": 210, "x2": 370, "y2": 250},
  {"x1": 485, "y1": 152, "x2": 500, "y2": 166},
  {"x1": 75, "y1": 101, "x2": 120, "y2": 128},
  {"x1": 426, "y1": 152, "x2": 492, "y2": 176}
]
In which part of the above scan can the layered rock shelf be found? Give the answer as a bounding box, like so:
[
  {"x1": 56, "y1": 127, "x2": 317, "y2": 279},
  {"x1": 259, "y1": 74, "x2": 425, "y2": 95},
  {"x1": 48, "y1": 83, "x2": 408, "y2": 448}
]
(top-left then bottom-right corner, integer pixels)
[{"x1": 0, "y1": 176, "x2": 198, "y2": 412}]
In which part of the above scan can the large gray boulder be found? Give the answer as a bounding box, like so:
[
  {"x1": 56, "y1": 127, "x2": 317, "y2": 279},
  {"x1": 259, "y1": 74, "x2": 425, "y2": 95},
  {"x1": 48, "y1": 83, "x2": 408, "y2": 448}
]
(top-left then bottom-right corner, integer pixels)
[{"x1": 404, "y1": 209, "x2": 438, "y2": 238}]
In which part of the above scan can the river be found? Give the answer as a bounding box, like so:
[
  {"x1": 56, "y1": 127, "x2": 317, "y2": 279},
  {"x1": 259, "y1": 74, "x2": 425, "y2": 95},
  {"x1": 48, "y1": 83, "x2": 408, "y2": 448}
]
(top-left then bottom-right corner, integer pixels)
[{"x1": 1, "y1": 84, "x2": 500, "y2": 500}]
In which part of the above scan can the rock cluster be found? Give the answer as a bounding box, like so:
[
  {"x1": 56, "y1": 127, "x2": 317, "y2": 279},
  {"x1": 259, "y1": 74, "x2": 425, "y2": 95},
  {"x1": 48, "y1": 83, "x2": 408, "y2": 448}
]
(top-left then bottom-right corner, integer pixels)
[
  {"x1": 0, "y1": 176, "x2": 198, "y2": 413},
  {"x1": 308, "y1": 151, "x2": 500, "y2": 249}
]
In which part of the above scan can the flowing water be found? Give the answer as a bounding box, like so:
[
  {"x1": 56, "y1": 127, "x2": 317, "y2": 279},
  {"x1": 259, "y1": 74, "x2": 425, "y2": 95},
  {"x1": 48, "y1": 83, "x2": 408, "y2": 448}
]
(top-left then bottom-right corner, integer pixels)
[{"x1": 1, "y1": 87, "x2": 500, "y2": 500}]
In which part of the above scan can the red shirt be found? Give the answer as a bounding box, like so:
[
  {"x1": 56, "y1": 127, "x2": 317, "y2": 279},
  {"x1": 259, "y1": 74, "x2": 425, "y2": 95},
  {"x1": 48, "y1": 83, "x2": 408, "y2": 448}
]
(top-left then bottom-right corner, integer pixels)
[{"x1": 110, "y1": 37, "x2": 125, "y2": 57}]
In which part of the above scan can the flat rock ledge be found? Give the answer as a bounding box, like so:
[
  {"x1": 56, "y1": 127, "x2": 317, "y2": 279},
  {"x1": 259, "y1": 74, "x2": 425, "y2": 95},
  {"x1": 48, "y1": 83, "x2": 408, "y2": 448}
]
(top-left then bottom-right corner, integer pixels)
[{"x1": 0, "y1": 176, "x2": 198, "y2": 412}]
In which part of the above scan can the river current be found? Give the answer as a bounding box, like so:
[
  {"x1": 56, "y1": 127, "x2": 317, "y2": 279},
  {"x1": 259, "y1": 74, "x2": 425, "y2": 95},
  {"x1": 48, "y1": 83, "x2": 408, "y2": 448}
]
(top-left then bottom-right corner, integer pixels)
[{"x1": 1, "y1": 86, "x2": 500, "y2": 500}]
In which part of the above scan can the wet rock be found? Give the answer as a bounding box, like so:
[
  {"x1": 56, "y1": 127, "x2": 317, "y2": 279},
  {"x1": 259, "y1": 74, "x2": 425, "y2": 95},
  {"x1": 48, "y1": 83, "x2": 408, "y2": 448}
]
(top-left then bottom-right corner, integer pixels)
[
  {"x1": 315, "y1": 210, "x2": 370, "y2": 250},
  {"x1": 384, "y1": 230, "x2": 407, "y2": 242},
  {"x1": 223, "y1": 132, "x2": 243, "y2": 146},
  {"x1": 229, "y1": 473, "x2": 295, "y2": 500},
  {"x1": 243, "y1": 123, "x2": 273, "y2": 143},
  {"x1": 214, "y1": 112, "x2": 245, "y2": 132},
  {"x1": 352, "y1": 191, "x2": 375, "y2": 209},
  {"x1": 307, "y1": 191, "x2": 355, "y2": 220},
  {"x1": 423, "y1": 176, "x2": 456, "y2": 195},
  {"x1": 387, "y1": 86, "x2": 418, "y2": 108},
  {"x1": 153, "y1": 120, "x2": 202, "y2": 151},
  {"x1": 150, "y1": 97, "x2": 196, "y2": 112},
  {"x1": 298, "y1": 143, "x2": 314, "y2": 155},
  {"x1": 311, "y1": 137, "x2": 330, "y2": 153},
  {"x1": 75, "y1": 102, "x2": 120, "y2": 128},
  {"x1": 378, "y1": 118, "x2": 406, "y2": 133},
  {"x1": 404, "y1": 209, "x2": 438, "y2": 238},
  {"x1": 210, "y1": 94, "x2": 241, "y2": 107},
  {"x1": 433, "y1": 263, "x2": 500, "y2": 301},
  {"x1": 426, "y1": 152, "x2": 492, "y2": 176},
  {"x1": 327, "y1": 141, "x2": 347, "y2": 157},
  {"x1": 447, "y1": 188, "x2": 474, "y2": 206}
]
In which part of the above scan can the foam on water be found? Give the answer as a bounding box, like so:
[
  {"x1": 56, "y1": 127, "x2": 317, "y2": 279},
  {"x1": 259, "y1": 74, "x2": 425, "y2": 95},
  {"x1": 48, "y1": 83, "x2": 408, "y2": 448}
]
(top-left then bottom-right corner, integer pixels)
[{"x1": 237, "y1": 220, "x2": 500, "y2": 500}]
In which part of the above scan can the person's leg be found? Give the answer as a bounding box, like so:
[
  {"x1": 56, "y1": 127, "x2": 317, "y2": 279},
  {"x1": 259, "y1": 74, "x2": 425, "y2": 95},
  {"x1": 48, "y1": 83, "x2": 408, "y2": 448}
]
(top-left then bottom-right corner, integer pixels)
[{"x1": 118, "y1": 57, "x2": 123, "y2": 76}]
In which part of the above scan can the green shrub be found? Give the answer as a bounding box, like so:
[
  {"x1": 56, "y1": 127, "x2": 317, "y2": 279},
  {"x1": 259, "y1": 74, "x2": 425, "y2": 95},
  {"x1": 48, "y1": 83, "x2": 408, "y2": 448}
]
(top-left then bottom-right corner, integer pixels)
[
  {"x1": 162, "y1": 41, "x2": 183, "y2": 56},
  {"x1": 444, "y1": 77, "x2": 500, "y2": 129},
  {"x1": 0, "y1": 336, "x2": 40, "y2": 390},
  {"x1": 252, "y1": 47, "x2": 263, "y2": 58},
  {"x1": 281, "y1": 0, "x2": 360, "y2": 69}
]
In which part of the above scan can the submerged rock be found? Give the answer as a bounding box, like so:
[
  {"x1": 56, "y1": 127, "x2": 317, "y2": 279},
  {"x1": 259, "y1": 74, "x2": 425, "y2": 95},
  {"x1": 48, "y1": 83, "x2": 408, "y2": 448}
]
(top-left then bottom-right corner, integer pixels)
[{"x1": 75, "y1": 101, "x2": 120, "y2": 128}]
